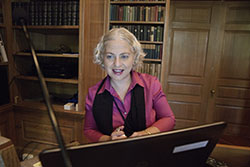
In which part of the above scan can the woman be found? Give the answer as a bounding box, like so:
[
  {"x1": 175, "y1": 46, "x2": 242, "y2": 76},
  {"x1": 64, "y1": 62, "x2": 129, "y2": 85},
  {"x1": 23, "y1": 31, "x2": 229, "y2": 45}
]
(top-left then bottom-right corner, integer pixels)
[{"x1": 84, "y1": 28, "x2": 175, "y2": 143}]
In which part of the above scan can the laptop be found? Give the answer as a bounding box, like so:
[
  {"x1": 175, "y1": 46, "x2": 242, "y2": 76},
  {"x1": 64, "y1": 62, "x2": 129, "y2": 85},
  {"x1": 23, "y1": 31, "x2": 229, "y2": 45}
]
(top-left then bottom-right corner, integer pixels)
[{"x1": 39, "y1": 121, "x2": 227, "y2": 167}]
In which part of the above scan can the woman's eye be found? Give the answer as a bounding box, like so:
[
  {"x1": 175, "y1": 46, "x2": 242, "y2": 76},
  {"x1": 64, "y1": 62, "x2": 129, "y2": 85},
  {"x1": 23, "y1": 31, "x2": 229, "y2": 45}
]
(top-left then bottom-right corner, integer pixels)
[
  {"x1": 120, "y1": 54, "x2": 129, "y2": 59},
  {"x1": 105, "y1": 54, "x2": 114, "y2": 59}
]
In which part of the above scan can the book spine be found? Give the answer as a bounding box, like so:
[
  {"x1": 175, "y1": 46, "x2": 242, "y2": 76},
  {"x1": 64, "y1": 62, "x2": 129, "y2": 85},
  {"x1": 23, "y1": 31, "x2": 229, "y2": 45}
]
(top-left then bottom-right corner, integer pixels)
[
  {"x1": 38, "y1": 1, "x2": 43, "y2": 25},
  {"x1": 63, "y1": 1, "x2": 68, "y2": 25},
  {"x1": 52, "y1": 1, "x2": 58, "y2": 25},
  {"x1": 47, "y1": 1, "x2": 52, "y2": 25},
  {"x1": 67, "y1": 1, "x2": 72, "y2": 25},
  {"x1": 43, "y1": 1, "x2": 48, "y2": 26},
  {"x1": 76, "y1": 1, "x2": 79, "y2": 25},
  {"x1": 71, "y1": 1, "x2": 78, "y2": 25},
  {"x1": 58, "y1": 1, "x2": 63, "y2": 25}
]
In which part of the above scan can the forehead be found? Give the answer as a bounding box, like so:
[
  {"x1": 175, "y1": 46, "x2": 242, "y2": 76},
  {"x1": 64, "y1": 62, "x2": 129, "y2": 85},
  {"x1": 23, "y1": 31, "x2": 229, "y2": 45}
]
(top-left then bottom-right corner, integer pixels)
[{"x1": 104, "y1": 37, "x2": 133, "y2": 53}]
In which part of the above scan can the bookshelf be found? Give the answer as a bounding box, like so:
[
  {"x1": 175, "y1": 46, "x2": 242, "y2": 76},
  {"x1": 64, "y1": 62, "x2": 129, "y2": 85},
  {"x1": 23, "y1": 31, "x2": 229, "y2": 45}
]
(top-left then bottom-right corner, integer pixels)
[
  {"x1": 12, "y1": 26, "x2": 79, "y2": 107},
  {"x1": 11, "y1": 0, "x2": 81, "y2": 106},
  {"x1": 108, "y1": 0, "x2": 170, "y2": 81},
  {"x1": 11, "y1": 0, "x2": 80, "y2": 108},
  {"x1": 1, "y1": 0, "x2": 106, "y2": 154},
  {"x1": 9, "y1": 1, "x2": 84, "y2": 151}
]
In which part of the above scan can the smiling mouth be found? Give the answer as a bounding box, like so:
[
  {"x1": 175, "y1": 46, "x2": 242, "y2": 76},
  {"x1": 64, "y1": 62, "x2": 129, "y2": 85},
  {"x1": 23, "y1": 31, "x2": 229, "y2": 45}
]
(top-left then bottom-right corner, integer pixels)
[{"x1": 113, "y1": 69, "x2": 124, "y2": 75}]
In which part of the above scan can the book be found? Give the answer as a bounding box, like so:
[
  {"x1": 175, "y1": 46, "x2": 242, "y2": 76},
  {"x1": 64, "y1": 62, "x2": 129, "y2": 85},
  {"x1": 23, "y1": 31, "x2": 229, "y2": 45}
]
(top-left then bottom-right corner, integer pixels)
[
  {"x1": 0, "y1": 34, "x2": 8, "y2": 62},
  {"x1": 52, "y1": 1, "x2": 58, "y2": 25}
]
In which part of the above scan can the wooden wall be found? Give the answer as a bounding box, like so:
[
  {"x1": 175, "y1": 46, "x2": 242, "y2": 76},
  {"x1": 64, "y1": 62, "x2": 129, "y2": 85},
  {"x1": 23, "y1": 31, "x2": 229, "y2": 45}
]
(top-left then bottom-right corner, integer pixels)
[{"x1": 164, "y1": 1, "x2": 250, "y2": 141}]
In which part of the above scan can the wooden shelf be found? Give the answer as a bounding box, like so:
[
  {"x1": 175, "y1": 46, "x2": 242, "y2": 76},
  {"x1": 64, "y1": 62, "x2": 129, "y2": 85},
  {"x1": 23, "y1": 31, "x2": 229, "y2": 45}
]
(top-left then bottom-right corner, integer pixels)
[
  {"x1": 13, "y1": 101, "x2": 84, "y2": 118},
  {"x1": 15, "y1": 75, "x2": 78, "y2": 84},
  {"x1": 0, "y1": 62, "x2": 8, "y2": 66},
  {"x1": 140, "y1": 41, "x2": 163, "y2": 44},
  {"x1": 13, "y1": 25, "x2": 79, "y2": 30},
  {"x1": 110, "y1": 1, "x2": 166, "y2": 5},
  {"x1": 143, "y1": 58, "x2": 161, "y2": 62},
  {"x1": 14, "y1": 52, "x2": 79, "y2": 58},
  {"x1": 110, "y1": 21, "x2": 164, "y2": 25}
]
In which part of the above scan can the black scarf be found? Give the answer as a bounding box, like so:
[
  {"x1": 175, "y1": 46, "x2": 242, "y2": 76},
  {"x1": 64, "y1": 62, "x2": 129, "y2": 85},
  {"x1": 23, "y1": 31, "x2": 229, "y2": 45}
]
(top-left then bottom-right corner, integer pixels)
[{"x1": 92, "y1": 77, "x2": 146, "y2": 137}]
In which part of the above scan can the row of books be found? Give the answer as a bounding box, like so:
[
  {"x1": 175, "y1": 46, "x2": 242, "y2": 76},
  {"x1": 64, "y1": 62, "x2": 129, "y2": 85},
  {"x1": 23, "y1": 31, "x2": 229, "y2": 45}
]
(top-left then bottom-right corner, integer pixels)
[
  {"x1": 111, "y1": 25, "x2": 164, "y2": 42},
  {"x1": 110, "y1": 5, "x2": 165, "y2": 22},
  {"x1": 142, "y1": 44, "x2": 162, "y2": 59},
  {"x1": 12, "y1": 0, "x2": 79, "y2": 26},
  {"x1": 136, "y1": 63, "x2": 161, "y2": 80}
]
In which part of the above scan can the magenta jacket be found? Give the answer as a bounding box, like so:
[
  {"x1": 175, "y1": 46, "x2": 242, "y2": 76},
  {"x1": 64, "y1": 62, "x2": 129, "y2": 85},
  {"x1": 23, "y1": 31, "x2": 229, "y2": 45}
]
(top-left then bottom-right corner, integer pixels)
[{"x1": 84, "y1": 71, "x2": 175, "y2": 142}]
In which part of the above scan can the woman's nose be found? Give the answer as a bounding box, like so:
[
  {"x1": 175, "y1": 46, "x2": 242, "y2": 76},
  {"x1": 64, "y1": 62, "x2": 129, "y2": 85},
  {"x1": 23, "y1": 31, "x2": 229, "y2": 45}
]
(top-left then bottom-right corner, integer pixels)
[{"x1": 114, "y1": 57, "x2": 121, "y2": 66}]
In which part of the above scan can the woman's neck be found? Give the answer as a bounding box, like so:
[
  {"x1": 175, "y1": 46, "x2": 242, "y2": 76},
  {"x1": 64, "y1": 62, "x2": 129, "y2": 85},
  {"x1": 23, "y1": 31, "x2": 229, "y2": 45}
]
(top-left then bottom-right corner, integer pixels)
[{"x1": 110, "y1": 76, "x2": 132, "y2": 102}]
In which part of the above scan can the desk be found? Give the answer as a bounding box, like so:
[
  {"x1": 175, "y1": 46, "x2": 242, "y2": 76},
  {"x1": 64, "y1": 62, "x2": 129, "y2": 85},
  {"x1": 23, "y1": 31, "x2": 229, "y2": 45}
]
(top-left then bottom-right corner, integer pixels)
[{"x1": 211, "y1": 144, "x2": 250, "y2": 167}]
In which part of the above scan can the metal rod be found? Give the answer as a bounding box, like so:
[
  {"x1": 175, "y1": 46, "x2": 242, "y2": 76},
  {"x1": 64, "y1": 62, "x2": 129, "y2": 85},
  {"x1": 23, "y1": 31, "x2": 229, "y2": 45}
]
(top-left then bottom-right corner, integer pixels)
[{"x1": 20, "y1": 19, "x2": 72, "y2": 167}]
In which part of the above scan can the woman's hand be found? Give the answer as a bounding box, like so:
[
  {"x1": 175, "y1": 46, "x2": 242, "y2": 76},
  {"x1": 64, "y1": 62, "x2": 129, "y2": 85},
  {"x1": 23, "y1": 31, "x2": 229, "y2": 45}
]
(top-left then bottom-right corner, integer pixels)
[
  {"x1": 130, "y1": 131, "x2": 147, "y2": 137},
  {"x1": 111, "y1": 126, "x2": 127, "y2": 140},
  {"x1": 130, "y1": 126, "x2": 160, "y2": 137}
]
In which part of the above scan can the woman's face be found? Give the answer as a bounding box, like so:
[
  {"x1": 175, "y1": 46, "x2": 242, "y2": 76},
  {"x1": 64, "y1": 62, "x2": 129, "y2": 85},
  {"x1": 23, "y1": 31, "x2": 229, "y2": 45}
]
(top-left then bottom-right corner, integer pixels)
[{"x1": 103, "y1": 37, "x2": 135, "y2": 83}]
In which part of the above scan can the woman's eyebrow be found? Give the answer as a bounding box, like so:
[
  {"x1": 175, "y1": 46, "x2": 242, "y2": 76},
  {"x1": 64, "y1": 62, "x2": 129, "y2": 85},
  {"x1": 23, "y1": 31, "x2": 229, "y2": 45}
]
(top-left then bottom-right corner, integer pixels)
[
  {"x1": 104, "y1": 52, "x2": 114, "y2": 55},
  {"x1": 120, "y1": 52, "x2": 131, "y2": 55}
]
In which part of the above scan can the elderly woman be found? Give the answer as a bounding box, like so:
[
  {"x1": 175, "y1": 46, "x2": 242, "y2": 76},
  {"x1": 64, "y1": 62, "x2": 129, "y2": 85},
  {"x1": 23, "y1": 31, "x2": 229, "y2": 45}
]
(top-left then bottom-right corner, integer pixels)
[{"x1": 84, "y1": 28, "x2": 175, "y2": 143}]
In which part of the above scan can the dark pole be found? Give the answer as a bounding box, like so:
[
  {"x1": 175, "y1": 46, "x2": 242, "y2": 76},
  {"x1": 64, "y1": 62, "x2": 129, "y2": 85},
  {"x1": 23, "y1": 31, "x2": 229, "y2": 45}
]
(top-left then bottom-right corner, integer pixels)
[{"x1": 20, "y1": 19, "x2": 72, "y2": 167}]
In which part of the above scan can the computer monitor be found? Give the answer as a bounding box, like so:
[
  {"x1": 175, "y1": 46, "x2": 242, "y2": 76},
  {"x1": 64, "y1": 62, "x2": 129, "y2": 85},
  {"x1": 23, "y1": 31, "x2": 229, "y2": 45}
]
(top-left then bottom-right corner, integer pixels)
[{"x1": 39, "y1": 121, "x2": 227, "y2": 167}]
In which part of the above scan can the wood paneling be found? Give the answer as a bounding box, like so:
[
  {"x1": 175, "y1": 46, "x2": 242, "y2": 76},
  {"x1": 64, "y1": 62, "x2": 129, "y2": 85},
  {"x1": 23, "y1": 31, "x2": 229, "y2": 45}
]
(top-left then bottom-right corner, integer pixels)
[
  {"x1": 14, "y1": 102, "x2": 85, "y2": 155},
  {"x1": 22, "y1": 120, "x2": 74, "y2": 145},
  {"x1": 173, "y1": 6, "x2": 211, "y2": 23},
  {"x1": 0, "y1": 104, "x2": 15, "y2": 141},
  {"x1": 166, "y1": 1, "x2": 250, "y2": 142},
  {"x1": 220, "y1": 32, "x2": 250, "y2": 79},
  {"x1": 213, "y1": 3, "x2": 250, "y2": 137},
  {"x1": 170, "y1": 30, "x2": 208, "y2": 76},
  {"x1": 165, "y1": 2, "x2": 214, "y2": 128},
  {"x1": 169, "y1": 101, "x2": 200, "y2": 120},
  {"x1": 168, "y1": 83, "x2": 202, "y2": 96},
  {"x1": 225, "y1": 6, "x2": 250, "y2": 24}
]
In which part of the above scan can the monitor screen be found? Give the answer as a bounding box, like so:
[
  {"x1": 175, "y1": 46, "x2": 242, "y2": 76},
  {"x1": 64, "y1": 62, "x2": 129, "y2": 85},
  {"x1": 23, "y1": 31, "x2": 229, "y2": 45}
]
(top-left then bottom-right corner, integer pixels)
[{"x1": 39, "y1": 121, "x2": 227, "y2": 167}]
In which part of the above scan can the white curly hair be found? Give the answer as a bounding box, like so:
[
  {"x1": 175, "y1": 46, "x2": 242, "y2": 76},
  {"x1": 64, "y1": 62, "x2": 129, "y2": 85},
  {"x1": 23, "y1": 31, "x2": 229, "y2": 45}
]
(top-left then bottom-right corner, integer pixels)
[{"x1": 93, "y1": 27, "x2": 146, "y2": 69}]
